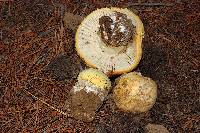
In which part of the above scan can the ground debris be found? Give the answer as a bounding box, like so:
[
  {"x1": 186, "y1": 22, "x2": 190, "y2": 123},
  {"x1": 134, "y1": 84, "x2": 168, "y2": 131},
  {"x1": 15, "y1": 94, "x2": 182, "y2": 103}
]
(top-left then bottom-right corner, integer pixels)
[
  {"x1": 44, "y1": 54, "x2": 84, "y2": 81},
  {"x1": 145, "y1": 123, "x2": 170, "y2": 133},
  {"x1": 63, "y1": 12, "x2": 84, "y2": 31}
]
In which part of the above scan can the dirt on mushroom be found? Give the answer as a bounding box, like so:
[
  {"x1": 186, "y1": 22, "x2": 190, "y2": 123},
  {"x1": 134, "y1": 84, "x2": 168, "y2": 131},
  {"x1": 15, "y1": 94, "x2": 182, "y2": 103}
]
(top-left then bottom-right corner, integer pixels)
[
  {"x1": 70, "y1": 89, "x2": 102, "y2": 122},
  {"x1": 99, "y1": 11, "x2": 136, "y2": 47}
]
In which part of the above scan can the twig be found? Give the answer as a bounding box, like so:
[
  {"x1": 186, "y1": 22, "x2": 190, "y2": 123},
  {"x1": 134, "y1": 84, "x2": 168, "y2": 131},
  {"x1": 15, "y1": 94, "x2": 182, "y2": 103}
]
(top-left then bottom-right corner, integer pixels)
[
  {"x1": 1, "y1": 118, "x2": 15, "y2": 127},
  {"x1": 128, "y1": 2, "x2": 174, "y2": 7},
  {"x1": 0, "y1": 0, "x2": 14, "y2": 1},
  {"x1": 0, "y1": 30, "x2": 2, "y2": 40},
  {"x1": 34, "y1": 100, "x2": 39, "y2": 127},
  {"x1": 23, "y1": 89, "x2": 71, "y2": 118}
]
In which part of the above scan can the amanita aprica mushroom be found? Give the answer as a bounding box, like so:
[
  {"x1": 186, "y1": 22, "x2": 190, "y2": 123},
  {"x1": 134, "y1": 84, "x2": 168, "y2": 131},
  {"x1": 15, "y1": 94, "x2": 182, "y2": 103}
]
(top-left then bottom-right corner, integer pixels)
[
  {"x1": 113, "y1": 72, "x2": 157, "y2": 113},
  {"x1": 70, "y1": 68, "x2": 111, "y2": 122},
  {"x1": 75, "y1": 8, "x2": 144, "y2": 76}
]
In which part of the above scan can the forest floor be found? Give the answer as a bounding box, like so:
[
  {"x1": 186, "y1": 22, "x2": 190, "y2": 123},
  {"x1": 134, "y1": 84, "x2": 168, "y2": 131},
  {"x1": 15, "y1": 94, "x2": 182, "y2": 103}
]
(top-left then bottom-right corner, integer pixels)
[{"x1": 0, "y1": 0, "x2": 199, "y2": 132}]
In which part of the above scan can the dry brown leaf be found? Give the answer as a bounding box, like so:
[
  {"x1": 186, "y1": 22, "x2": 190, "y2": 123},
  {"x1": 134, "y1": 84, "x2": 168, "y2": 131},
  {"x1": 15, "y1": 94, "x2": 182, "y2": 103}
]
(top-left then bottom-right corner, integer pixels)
[{"x1": 63, "y1": 12, "x2": 84, "y2": 30}]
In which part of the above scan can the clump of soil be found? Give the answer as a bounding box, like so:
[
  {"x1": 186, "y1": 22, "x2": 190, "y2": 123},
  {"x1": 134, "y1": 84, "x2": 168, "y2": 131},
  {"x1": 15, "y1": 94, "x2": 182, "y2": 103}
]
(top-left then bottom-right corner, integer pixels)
[
  {"x1": 70, "y1": 89, "x2": 102, "y2": 122},
  {"x1": 99, "y1": 12, "x2": 135, "y2": 47}
]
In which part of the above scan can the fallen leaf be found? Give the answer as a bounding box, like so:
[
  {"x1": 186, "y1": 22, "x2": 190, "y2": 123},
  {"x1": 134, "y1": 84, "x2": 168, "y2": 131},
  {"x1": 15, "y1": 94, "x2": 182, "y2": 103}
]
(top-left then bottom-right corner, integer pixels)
[{"x1": 63, "y1": 12, "x2": 84, "y2": 30}]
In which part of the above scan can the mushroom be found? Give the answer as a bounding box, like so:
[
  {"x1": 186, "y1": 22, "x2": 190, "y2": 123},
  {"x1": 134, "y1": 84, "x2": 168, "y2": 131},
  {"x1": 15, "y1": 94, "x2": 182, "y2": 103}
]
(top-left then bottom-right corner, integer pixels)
[
  {"x1": 75, "y1": 8, "x2": 144, "y2": 76},
  {"x1": 70, "y1": 68, "x2": 111, "y2": 122},
  {"x1": 113, "y1": 72, "x2": 157, "y2": 113}
]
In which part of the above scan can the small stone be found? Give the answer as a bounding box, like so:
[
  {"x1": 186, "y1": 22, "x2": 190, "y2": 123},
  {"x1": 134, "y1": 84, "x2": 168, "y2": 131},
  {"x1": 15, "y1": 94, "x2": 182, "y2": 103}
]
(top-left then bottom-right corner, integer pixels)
[{"x1": 145, "y1": 124, "x2": 170, "y2": 133}]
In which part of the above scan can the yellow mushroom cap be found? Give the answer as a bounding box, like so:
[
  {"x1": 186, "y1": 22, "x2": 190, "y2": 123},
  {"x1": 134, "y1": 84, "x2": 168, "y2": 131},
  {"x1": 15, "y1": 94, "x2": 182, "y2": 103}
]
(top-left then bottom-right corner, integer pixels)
[
  {"x1": 76, "y1": 7, "x2": 144, "y2": 76},
  {"x1": 113, "y1": 72, "x2": 157, "y2": 113},
  {"x1": 78, "y1": 68, "x2": 111, "y2": 91}
]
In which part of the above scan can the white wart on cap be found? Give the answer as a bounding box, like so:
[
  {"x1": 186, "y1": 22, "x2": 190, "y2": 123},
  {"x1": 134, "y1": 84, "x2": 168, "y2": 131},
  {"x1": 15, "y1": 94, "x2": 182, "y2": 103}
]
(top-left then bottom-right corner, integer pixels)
[{"x1": 76, "y1": 7, "x2": 144, "y2": 76}]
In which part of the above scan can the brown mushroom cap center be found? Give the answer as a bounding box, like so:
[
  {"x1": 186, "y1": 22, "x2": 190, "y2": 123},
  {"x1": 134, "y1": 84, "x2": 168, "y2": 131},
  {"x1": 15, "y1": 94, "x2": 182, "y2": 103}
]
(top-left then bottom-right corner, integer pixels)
[{"x1": 99, "y1": 12, "x2": 136, "y2": 47}]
